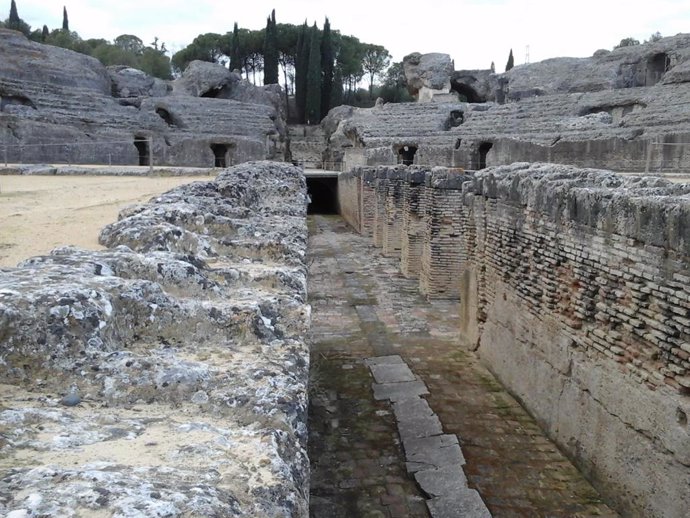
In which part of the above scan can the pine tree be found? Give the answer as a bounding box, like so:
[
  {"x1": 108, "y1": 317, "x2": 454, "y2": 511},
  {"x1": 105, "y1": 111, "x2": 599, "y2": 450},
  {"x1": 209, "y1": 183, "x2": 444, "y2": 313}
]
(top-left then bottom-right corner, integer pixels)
[
  {"x1": 263, "y1": 10, "x2": 278, "y2": 84},
  {"x1": 305, "y1": 23, "x2": 322, "y2": 124},
  {"x1": 505, "y1": 49, "x2": 514, "y2": 72},
  {"x1": 320, "y1": 17, "x2": 334, "y2": 118},
  {"x1": 295, "y1": 21, "x2": 309, "y2": 124},
  {"x1": 62, "y1": 6, "x2": 69, "y2": 31},
  {"x1": 230, "y1": 22, "x2": 241, "y2": 73}
]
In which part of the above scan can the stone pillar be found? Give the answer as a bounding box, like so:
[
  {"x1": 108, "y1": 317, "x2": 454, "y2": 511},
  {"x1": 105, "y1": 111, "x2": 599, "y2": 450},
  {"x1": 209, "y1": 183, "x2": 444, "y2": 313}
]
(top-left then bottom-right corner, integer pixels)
[
  {"x1": 372, "y1": 169, "x2": 389, "y2": 248},
  {"x1": 419, "y1": 170, "x2": 472, "y2": 299},
  {"x1": 382, "y1": 168, "x2": 406, "y2": 258},
  {"x1": 400, "y1": 169, "x2": 429, "y2": 279},
  {"x1": 337, "y1": 170, "x2": 362, "y2": 232},
  {"x1": 360, "y1": 169, "x2": 378, "y2": 238}
]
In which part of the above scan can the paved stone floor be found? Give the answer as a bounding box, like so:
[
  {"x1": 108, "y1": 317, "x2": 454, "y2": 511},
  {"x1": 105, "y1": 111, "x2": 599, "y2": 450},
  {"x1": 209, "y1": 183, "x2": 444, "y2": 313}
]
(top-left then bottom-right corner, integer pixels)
[{"x1": 307, "y1": 215, "x2": 619, "y2": 518}]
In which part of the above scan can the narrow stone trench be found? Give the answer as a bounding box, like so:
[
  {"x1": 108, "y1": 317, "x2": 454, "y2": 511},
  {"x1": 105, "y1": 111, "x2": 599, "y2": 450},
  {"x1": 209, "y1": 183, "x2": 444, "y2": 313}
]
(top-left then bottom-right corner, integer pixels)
[{"x1": 307, "y1": 215, "x2": 619, "y2": 518}]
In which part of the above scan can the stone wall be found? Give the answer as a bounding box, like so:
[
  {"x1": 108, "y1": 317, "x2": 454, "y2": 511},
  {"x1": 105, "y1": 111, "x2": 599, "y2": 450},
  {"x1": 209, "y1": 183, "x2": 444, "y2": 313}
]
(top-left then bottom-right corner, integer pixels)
[
  {"x1": 0, "y1": 162, "x2": 311, "y2": 517},
  {"x1": 339, "y1": 163, "x2": 690, "y2": 518}
]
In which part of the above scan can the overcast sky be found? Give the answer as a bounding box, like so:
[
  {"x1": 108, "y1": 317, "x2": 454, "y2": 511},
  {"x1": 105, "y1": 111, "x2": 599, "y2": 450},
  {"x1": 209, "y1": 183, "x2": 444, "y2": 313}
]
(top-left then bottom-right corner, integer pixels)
[{"x1": 11, "y1": 0, "x2": 690, "y2": 69}]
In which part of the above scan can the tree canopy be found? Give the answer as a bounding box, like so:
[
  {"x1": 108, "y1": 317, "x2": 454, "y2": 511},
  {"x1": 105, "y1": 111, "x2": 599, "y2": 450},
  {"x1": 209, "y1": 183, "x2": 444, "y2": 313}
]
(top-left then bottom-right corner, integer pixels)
[
  {"x1": 1, "y1": 2, "x2": 172, "y2": 79},
  {"x1": 2, "y1": 3, "x2": 403, "y2": 119}
]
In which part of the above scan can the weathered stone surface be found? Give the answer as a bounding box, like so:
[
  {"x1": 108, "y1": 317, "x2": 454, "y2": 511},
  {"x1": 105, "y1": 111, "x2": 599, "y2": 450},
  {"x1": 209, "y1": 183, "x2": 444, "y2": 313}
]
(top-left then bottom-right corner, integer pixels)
[
  {"x1": 0, "y1": 161, "x2": 310, "y2": 517},
  {"x1": 0, "y1": 28, "x2": 111, "y2": 95},
  {"x1": 108, "y1": 65, "x2": 171, "y2": 98},
  {"x1": 403, "y1": 53, "x2": 455, "y2": 101},
  {"x1": 341, "y1": 163, "x2": 690, "y2": 518},
  {"x1": 325, "y1": 34, "x2": 690, "y2": 174},
  {"x1": 0, "y1": 30, "x2": 287, "y2": 166}
]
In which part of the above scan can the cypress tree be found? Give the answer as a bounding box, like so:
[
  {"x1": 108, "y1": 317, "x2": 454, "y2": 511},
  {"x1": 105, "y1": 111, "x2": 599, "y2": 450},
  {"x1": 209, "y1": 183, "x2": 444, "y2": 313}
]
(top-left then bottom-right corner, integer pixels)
[
  {"x1": 263, "y1": 10, "x2": 279, "y2": 84},
  {"x1": 305, "y1": 22, "x2": 321, "y2": 124},
  {"x1": 62, "y1": 6, "x2": 69, "y2": 31},
  {"x1": 331, "y1": 66, "x2": 343, "y2": 108},
  {"x1": 320, "y1": 17, "x2": 334, "y2": 118},
  {"x1": 505, "y1": 49, "x2": 514, "y2": 72},
  {"x1": 295, "y1": 21, "x2": 309, "y2": 124},
  {"x1": 230, "y1": 22, "x2": 241, "y2": 73},
  {"x1": 8, "y1": 0, "x2": 20, "y2": 29},
  {"x1": 41, "y1": 24, "x2": 49, "y2": 42}
]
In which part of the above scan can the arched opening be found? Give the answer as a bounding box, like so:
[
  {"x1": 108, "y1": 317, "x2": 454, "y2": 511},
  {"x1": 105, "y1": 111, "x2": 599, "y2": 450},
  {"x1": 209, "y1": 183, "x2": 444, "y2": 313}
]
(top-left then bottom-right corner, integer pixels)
[
  {"x1": 445, "y1": 110, "x2": 464, "y2": 130},
  {"x1": 645, "y1": 53, "x2": 670, "y2": 85},
  {"x1": 210, "y1": 144, "x2": 230, "y2": 168},
  {"x1": 478, "y1": 142, "x2": 493, "y2": 170},
  {"x1": 306, "y1": 177, "x2": 339, "y2": 214},
  {"x1": 155, "y1": 107, "x2": 181, "y2": 127},
  {"x1": 201, "y1": 87, "x2": 223, "y2": 98},
  {"x1": 398, "y1": 145, "x2": 418, "y2": 166},
  {"x1": 451, "y1": 82, "x2": 485, "y2": 103},
  {"x1": 134, "y1": 136, "x2": 149, "y2": 166}
]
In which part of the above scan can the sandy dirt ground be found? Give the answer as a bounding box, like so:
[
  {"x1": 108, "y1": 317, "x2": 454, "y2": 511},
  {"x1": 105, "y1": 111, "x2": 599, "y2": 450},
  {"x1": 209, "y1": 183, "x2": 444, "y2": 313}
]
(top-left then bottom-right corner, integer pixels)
[{"x1": 0, "y1": 175, "x2": 212, "y2": 268}]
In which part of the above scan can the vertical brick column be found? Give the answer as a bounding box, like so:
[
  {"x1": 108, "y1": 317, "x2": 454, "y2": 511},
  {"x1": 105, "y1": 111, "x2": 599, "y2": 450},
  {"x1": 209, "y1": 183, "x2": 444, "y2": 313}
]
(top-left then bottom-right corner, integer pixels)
[
  {"x1": 360, "y1": 169, "x2": 377, "y2": 238},
  {"x1": 400, "y1": 169, "x2": 429, "y2": 279},
  {"x1": 419, "y1": 171, "x2": 472, "y2": 299},
  {"x1": 372, "y1": 169, "x2": 389, "y2": 248},
  {"x1": 382, "y1": 168, "x2": 406, "y2": 258},
  {"x1": 337, "y1": 170, "x2": 362, "y2": 232}
]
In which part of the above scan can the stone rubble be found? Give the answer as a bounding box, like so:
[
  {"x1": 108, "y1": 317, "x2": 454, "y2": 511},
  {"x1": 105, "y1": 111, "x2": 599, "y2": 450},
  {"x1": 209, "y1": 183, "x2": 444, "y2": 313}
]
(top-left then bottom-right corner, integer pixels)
[{"x1": 0, "y1": 161, "x2": 311, "y2": 517}]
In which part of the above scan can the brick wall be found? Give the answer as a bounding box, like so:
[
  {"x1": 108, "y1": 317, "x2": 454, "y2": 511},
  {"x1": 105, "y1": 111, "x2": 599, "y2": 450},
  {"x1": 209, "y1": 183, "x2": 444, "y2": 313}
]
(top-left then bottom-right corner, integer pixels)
[
  {"x1": 382, "y1": 169, "x2": 406, "y2": 258},
  {"x1": 337, "y1": 163, "x2": 690, "y2": 517},
  {"x1": 372, "y1": 170, "x2": 388, "y2": 248},
  {"x1": 400, "y1": 170, "x2": 427, "y2": 279},
  {"x1": 337, "y1": 171, "x2": 361, "y2": 232},
  {"x1": 419, "y1": 171, "x2": 470, "y2": 299}
]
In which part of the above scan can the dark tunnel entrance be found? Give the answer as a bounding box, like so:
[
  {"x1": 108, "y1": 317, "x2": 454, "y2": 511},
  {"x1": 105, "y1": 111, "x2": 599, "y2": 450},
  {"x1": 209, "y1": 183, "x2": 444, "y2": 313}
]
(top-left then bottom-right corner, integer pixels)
[
  {"x1": 451, "y1": 83, "x2": 485, "y2": 103},
  {"x1": 307, "y1": 176, "x2": 339, "y2": 214},
  {"x1": 478, "y1": 142, "x2": 493, "y2": 170},
  {"x1": 398, "y1": 145, "x2": 418, "y2": 166},
  {"x1": 134, "y1": 136, "x2": 149, "y2": 166},
  {"x1": 211, "y1": 144, "x2": 230, "y2": 168}
]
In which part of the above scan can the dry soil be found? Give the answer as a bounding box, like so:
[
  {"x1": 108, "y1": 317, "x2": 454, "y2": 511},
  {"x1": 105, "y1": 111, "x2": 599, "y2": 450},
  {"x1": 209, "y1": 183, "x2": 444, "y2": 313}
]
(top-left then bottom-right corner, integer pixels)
[{"x1": 0, "y1": 175, "x2": 210, "y2": 268}]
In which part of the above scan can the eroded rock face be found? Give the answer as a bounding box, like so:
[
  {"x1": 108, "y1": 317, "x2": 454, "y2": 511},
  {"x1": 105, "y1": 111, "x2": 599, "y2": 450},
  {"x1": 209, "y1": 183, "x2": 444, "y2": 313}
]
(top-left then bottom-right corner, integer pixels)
[
  {"x1": 0, "y1": 29, "x2": 111, "y2": 95},
  {"x1": 0, "y1": 30, "x2": 287, "y2": 166},
  {"x1": 0, "y1": 161, "x2": 310, "y2": 517},
  {"x1": 403, "y1": 52, "x2": 455, "y2": 101},
  {"x1": 108, "y1": 65, "x2": 171, "y2": 98}
]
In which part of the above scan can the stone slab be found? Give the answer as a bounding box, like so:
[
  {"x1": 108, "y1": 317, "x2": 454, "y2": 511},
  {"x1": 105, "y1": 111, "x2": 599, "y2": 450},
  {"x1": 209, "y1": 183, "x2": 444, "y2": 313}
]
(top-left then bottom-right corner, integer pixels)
[
  {"x1": 365, "y1": 355, "x2": 405, "y2": 366},
  {"x1": 403, "y1": 435, "x2": 466, "y2": 474},
  {"x1": 414, "y1": 465, "x2": 467, "y2": 497},
  {"x1": 393, "y1": 397, "x2": 435, "y2": 419},
  {"x1": 426, "y1": 491, "x2": 492, "y2": 518},
  {"x1": 372, "y1": 380, "x2": 429, "y2": 402},
  {"x1": 397, "y1": 414, "x2": 444, "y2": 441},
  {"x1": 369, "y1": 363, "x2": 416, "y2": 384}
]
